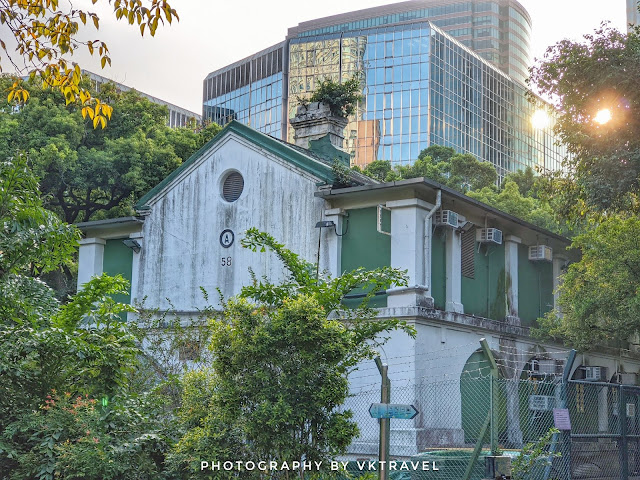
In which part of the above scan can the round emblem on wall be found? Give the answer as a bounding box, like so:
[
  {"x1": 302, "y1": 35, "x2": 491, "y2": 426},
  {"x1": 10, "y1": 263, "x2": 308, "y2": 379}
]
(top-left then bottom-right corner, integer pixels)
[{"x1": 220, "y1": 229, "x2": 234, "y2": 248}]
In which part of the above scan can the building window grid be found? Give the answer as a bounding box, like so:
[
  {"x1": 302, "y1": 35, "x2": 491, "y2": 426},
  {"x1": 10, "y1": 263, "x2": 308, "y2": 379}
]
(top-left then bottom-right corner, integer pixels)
[{"x1": 205, "y1": 7, "x2": 563, "y2": 174}]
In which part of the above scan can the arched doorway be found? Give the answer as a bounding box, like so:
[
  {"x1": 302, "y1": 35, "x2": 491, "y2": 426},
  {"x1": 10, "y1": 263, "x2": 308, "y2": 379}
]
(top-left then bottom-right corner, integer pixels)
[{"x1": 460, "y1": 349, "x2": 506, "y2": 444}]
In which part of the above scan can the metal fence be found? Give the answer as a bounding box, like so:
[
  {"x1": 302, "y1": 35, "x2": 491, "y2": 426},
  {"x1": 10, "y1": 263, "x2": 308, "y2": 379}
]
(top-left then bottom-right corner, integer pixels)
[
  {"x1": 342, "y1": 375, "x2": 640, "y2": 480},
  {"x1": 567, "y1": 381, "x2": 640, "y2": 480}
]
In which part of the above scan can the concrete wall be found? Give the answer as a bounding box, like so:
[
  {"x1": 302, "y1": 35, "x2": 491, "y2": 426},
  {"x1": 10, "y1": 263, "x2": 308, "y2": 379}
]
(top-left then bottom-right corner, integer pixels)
[{"x1": 135, "y1": 133, "x2": 332, "y2": 312}]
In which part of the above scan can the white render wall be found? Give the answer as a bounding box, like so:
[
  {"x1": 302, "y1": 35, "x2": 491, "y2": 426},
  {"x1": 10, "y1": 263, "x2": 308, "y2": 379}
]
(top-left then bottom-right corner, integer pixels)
[{"x1": 135, "y1": 133, "x2": 332, "y2": 312}]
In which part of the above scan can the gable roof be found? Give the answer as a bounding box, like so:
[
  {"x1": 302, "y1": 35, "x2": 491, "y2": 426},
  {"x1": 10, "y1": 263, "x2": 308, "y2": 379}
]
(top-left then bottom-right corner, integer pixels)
[{"x1": 135, "y1": 120, "x2": 349, "y2": 211}]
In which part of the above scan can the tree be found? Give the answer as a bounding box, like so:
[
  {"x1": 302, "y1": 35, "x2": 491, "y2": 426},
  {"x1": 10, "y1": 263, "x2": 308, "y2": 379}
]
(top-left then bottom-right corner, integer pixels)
[
  {"x1": 0, "y1": 160, "x2": 171, "y2": 479},
  {"x1": 530, "y1": 25, "x2": 640, "y2": 219},
  {"x1": 0, "y1": 0, "x2": 178, "y2": 128},
  {"x1": 0, "y1": 155, "x2": 78, "y2": 323},
  {"x1": 0, "y1": 77, "x2": 220, "y2": 223},
  {"x1": 503, "y1": 166, "x2": 538, "y2": 198},
  {"x1": 447, "y1": 153, "x2": 497, "y2": 191},
  {"x1": 361, "y1": 148, "x2": 497, "y2": 193},
  {"x1": 418, "y1": 145, "x2": 455, "y2": 163},
  {"x1": 529, "y1": 25, "x2": 640, "y2": 350},
  {"x1": 168, "y1": 229, "x2": 414, "y2": 479},
  {"x1": 468, "y1": 181, "x2": 564, "y2": 235},
  {"x1": 534, "y1": 215, "x2": 640, "y2": 351},
  {"x1": 362, "y1": 159, "x2": 394, "y2": 183}
]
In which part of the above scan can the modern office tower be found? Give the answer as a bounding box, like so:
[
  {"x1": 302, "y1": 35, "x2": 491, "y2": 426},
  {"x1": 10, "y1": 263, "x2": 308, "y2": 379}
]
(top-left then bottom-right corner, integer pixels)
[
  {"x1": 203, "y1": 43, "x2": 285, "y2": 138},
  {"x1": 628, "y1": 0, "x2": 639, "y2": 31},
  {"x1": 84, "y1": 70, "x2": 202, "y2": 128},
  {"x1": 203, "y1": 0, "x2": 563, "y2": 178}
]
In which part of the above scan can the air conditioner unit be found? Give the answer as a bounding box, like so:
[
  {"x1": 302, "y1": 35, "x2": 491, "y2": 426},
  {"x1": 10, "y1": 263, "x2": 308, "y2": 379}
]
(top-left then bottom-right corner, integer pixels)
[
  {"x1": 434, "y1": 210, "x2": 459, "y2": 228},
  {"x1": 529, "y1": 245, "x2": 553, "y2": 262},
  {"x1": 477, "y1": 228, "x2": 503, "y2": 245},
  {"x1": 536, "y1": 359, "x2": 563, "y2": 376},
  {"x1": 615, "y1": 401, "x2": 638, "y2": 417},
  {"x1": 529, "y1": 395, "x2": 555, "y2": 411},
  {"x1": 584, "y1": 366, "x2": 607, "y2": 381},
  {"x1": 628, "y1": 403, "x2": 636, "y2": 417}
]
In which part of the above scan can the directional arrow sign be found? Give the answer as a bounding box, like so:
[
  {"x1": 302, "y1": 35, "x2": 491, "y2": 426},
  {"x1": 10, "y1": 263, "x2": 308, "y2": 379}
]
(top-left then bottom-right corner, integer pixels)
[{"x1": 369, "y1": 403, "x2": 419, "y2": 419}]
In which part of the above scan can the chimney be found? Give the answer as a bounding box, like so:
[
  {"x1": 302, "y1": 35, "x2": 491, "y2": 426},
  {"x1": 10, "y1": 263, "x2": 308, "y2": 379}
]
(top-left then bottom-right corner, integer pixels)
[{"x1": 289, "y1": 102, "x2": 348, "y2": 150}]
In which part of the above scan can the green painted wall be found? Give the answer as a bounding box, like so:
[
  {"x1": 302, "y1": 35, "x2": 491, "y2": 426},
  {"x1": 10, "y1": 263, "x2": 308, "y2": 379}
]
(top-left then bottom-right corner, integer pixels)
[
  {"x1": 460, "y1": 350, "x2": 506, "y2": 443},
  {"x1": 341, "y1": 207, "x2": 391, "y2": 308},
  {"x1": 103, "y1": 239, "x2": 133, "y2": 314},
  {"x1": 431, "y1": 230, "x2": 446, "y2": 310},
  {"x1": 462, "y1": 242, "x2": 506, "y2": 319},
  {"x1": 518, "y1": 244, "x2": 554, "y2": 327}
]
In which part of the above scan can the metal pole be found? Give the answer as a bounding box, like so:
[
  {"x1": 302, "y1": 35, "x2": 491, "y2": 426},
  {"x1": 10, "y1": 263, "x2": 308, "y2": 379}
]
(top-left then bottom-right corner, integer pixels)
[
  {"x1": 375, "y1": 357, "x2": 390, "y2": 480},
  {"x1": 480, "y1": 338, "x2": 499, "y2": 454},
  {"x1": 620, "y1": 385, "x2": 629, "y2": 480},
  {"x1": 544, "y1": 349, "x2": 576, "y2": 480}
]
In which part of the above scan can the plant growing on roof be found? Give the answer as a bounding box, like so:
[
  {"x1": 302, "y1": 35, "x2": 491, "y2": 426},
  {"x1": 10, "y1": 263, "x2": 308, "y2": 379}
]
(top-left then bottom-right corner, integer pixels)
[{"x1": 309, "y1": 75, "x2": 363, "y2": 118}]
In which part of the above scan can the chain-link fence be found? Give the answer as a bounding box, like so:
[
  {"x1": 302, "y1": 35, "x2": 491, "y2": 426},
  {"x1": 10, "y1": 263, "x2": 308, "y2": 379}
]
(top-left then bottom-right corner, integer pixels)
[
  {"x1": 340, "y1": 374, "x2": 640, "y2": 480},
  {"x1": 567, "y1": 381, "x2": 640, "y2": 480},
  {"x1": 343, "y1": 375, "x2": 565, "y2": 479}
]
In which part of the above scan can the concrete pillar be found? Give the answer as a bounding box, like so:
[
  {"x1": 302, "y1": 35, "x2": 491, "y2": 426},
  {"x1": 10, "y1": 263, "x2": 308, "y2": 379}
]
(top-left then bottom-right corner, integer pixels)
[
  {"x1": 386, "y1": 199, "x2": 433, "y2": 308},
  {"x1": 77, "y1": 237, "x2": 105, "y2": 290},
  {"x1": 553, "y1": 255, "x2": 568, "y2": 312},
  {"x1": 500, "y1": 337, "x2": 524, "y2": 448},
  {"x1": 128, "y1": 233, "x2": 143, "y2": 308},
  {"x1": 504, "y1": 235, "x2": 521, "y2": 324},
  {"x1": 322, "y1": 208, "x2": 345, "y2": 278},
  {"x1": 598, "y1": 386, "x2": 609, "y2": 433},
  {"x1": 445, "y1": 228, "x2": 463, "y2": 313}
]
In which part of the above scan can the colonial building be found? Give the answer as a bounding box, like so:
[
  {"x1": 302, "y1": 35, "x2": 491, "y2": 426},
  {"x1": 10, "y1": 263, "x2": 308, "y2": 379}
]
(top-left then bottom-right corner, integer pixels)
[{"x1": 76, "y1": 117, "x2": 640, "y2": 460}]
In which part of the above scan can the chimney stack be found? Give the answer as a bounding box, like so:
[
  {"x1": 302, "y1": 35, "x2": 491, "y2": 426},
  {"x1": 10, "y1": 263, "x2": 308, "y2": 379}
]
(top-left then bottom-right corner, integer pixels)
[{"x1": 289, "y1": 102, "x2": 348, "y2": 150}]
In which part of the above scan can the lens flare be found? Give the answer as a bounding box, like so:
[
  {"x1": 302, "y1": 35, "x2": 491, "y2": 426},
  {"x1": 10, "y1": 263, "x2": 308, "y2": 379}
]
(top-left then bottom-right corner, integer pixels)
[{"x1": 594, "y1": 108, "x2": 612, "y2": 125}]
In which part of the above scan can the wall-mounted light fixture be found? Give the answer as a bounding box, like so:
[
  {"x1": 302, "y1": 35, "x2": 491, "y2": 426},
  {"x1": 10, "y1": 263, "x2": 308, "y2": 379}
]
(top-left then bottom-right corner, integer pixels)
[
  {"x1": 122, "y1": 238, "x2": 142, "y2": 253},
  {"x1": 457, "y1": 221, "x2": 474, "y2": 234},
  {"x1": 315, "y1": 220, "x2": 335, "y2": 229},
  {"x1": 315, "y1": 219, "x2": 348, "y2": 236}
]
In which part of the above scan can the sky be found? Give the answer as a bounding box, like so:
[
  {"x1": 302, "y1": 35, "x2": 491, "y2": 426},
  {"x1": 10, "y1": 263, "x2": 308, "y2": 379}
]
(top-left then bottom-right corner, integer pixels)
[{"x1": 0, "y1": 1, "x2": 629, "y2": 113}]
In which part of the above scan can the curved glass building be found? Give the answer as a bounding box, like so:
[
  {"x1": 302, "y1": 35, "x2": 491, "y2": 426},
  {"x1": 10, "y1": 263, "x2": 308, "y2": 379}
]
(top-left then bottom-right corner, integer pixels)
[{"x1": 203, "y1": 0, "x2": 564, "y2": 179}]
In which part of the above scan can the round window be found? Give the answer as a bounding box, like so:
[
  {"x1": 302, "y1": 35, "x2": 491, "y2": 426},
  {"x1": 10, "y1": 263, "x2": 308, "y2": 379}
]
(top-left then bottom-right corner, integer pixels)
[{"x1": 221, "y1": 171, "x2": 244, "y2": 202}]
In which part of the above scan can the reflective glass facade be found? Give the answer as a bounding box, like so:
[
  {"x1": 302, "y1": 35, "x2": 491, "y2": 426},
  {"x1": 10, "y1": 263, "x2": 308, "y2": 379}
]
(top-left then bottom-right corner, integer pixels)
[
  {"x1": 203, "y1": 45, "x2": 284, "y2": 138},
  {"x1": 288, "y1": 0, "x2": 532, "y2": 84},
  {"x1": 288, "y1": 23, "x2": 563, "y2": 177},
  {"x1": 202, "y1": 1, "x2": 564, "y2": 180}
]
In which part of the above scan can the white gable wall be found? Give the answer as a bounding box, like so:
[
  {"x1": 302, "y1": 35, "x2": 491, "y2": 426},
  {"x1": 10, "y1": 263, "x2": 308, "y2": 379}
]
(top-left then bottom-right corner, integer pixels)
[{"x1": 135, "y1": 133, "x2": 331, "y2": 312}]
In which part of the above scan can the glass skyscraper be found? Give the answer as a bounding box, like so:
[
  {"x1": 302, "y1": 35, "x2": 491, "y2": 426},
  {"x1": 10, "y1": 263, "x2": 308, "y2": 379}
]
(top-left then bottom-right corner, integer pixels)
[{"x1": 202, "y1": 0, "x2": 564, "y2": 178}]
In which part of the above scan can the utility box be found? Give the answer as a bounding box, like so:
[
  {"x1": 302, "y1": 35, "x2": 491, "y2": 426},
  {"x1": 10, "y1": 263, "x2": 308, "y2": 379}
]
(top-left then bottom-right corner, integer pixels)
[{"x1": 485, "y1": 455, "x2": 511, "y2": 479}]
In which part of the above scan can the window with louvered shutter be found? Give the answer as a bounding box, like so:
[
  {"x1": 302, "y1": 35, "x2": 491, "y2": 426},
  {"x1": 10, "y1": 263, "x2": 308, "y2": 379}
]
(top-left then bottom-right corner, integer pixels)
[
  {"x1": 222, "y1": 172, "x2": 244, "y2": 202},
  {"x1": 461, "y1": 226, "x2": 475, "y2": 279}
]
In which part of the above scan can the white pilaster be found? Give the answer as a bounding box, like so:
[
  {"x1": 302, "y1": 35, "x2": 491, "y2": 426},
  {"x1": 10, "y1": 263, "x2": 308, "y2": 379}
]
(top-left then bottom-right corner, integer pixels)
[
  {"x1": 386, "y1": 199, "x2": 433, "y2": 308},
  {"x1": 552, "y1": 255, "x2": 568, "y2": 312},
  {"x1": 77, "y1": 237, "x2": 106, "y2": 290},
  {"x1": 128, "y1": 233, "x2": 143, "y2": 307},
  {"x1": 323, "y1": 208, "x2": 345, "y2": 278},
  {"x1": 445, "y1": 228, "x2": 464, "y2": 313},
  {"x1": 504, "y1": 235, "x2": 521, "y2": 322}
]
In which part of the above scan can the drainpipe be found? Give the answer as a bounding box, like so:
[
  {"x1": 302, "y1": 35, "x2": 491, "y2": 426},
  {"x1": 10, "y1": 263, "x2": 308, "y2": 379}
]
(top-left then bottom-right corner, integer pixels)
[{"x1": 424, "y1": 189, "x2": 442, "y2": 291}]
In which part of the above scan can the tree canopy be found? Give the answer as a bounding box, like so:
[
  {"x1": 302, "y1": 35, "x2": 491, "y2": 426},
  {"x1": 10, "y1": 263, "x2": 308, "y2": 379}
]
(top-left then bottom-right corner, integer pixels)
[
  {"x1": 1, "y1": 0, "x2": 178, "y2": 128},
  {"x1": 530, "y1": 25, "x2": 640, "y2": 219},
  {"x1": 535, "y1": 215, "x2": 640, "y2": 351},
  {"x1": 0, "y1": 158, "x2": 171, "y2": 479},
  {"x1": 357, "y1": 148, "x2": 569, "y2": 234},
  {"x1": 361, "y1": 145, "x2": 497, "y2": 192},
  {"x1": 168, "y1": 229, "x2": 414, "y2": 478},
  {"x1": 0, "y1": 76, "x2": 220, "y2": 223},
  {"x1": 530, "y1": 25, "x2": 640, "y2": 351}
]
